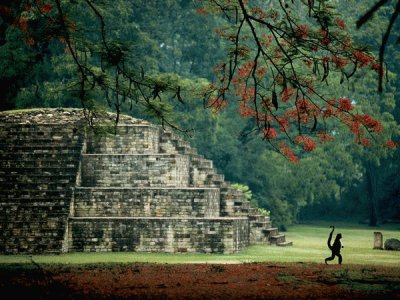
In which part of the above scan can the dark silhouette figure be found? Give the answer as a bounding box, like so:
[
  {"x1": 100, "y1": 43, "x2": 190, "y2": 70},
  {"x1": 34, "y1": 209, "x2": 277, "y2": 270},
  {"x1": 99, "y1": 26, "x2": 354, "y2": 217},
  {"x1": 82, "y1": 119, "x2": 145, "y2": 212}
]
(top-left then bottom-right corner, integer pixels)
[{"x1": 325, "y1": 226, "x2": 343, "y2": 265}]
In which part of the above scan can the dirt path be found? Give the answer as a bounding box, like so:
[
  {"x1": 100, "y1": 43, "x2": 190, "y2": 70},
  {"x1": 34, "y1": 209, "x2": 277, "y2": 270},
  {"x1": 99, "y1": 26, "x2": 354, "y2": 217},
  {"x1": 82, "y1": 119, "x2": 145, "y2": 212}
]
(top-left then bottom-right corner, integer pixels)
[{"x1": 1, "y1": 262, "x2": 399, "y2": 299}]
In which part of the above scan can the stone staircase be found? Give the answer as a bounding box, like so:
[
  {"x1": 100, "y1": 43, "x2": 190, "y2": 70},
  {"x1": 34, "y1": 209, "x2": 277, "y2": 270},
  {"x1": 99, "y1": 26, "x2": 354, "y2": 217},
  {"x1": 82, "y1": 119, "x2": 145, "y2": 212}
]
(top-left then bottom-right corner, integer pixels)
[
  {"x1": 0, "y1": 123, "x2": 84, "y2": 253},
  {"x1": 0, "y1": 109, "x2": 291, "y2": 254}
]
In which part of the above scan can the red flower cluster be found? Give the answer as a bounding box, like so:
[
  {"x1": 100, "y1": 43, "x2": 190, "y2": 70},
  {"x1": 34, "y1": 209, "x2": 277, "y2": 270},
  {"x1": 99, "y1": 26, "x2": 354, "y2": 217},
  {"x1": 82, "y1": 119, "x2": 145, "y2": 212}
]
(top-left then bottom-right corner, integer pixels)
[
  {"x1": 262, "y1": 127, "x2": 277, "y2": 139},
  {"x1": 318, "y1": 28, "x2": 330, "y2": 46},
  {"x1": 238, "y1": 62, "x2": 255, "y2": 79},
  {"x1": 330, "y1": 56, "x2": 349, "y2": 69},
  {"x1": 276, "y1": 116, "x2": 290, "y2": 132},
  {"x1": 295, "y1": 25, "x2": 308, "y2": 39},
  {"x1": 384, "y1": 140, "x2": 399, "y2": 148},
  {"x1": 40, "y1": 3, "x2": 53, "y2": 14},
  {"x1": 238, "y1": 104, "x2": 256, "y2": 117},
  {"x1": 357, "y1": 114, "x2": 383, "y2": 134},
  {"x1": 318, "y1": 132, "x2": 335, "y2": 142},
  {"x1": 353, "y1": 51, "x2": 373, "y2": 67},
  {"x1": 280, "y1": 87, "x2": 295, "y2": 103},
  {"x1": 295, "y1": 135, "x2": 317, "y2": 152},
  {"x1": 279, "y1": 142, "x2": 299, "y2": 162},
  {"x1": 261, "y1": 34, "x2": 273, "y2": 48},
  {"x1": 338, "y1": 97, "x2": 353, "y2": 112},
  {"x1": 335, "y1": 18, "x2": 346, "y2": 30},
  {"x1": 208, "y1": 97, "x2": 228, "y2": 111}
]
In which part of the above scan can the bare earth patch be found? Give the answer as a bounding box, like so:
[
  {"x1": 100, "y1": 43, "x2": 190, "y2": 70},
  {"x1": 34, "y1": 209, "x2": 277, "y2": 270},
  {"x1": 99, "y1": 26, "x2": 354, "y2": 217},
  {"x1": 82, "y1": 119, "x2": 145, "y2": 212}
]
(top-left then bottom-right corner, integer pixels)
[{"x1": 1, "y1": 262, "x2": 399, "y2": 299}]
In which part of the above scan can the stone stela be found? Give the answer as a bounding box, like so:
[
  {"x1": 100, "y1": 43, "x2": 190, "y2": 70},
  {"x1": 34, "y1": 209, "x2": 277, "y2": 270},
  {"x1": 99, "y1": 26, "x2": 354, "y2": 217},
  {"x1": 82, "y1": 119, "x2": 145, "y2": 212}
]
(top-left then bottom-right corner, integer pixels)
[{"x1": 0, "y1": 109, "x2": 292, "y2": 254}]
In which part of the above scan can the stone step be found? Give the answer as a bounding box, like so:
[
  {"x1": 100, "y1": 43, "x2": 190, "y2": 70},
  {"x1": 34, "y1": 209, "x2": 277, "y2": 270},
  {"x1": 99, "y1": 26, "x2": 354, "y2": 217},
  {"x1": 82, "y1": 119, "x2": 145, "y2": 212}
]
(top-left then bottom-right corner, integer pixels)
[
  {"x1": 0, "y1": 173, "x2": 76, "y2": 181},
  {"x1": 253, "y1": 221, "x2": 272, "y2": 228},
  {"x1": 263, "y1": 227, "x2": 279, "y2": 236},
  {"x1": 235, "y1": 201, "x2": 250, "y2": 209},
  {"x1": 0, "y1": 137, "x2": 83, "y2": 144},
  {"x1": 0, "y1": 130, "x2": 83, "y2": 138},
  {"x1": 190, "y1": 159, "x2": 213, "y2": 169},
  {"x1": 248, "y1": 214, "x2": 270, "y2": 222},
  {"x1": 0, "y1": 123, "x2": 81, "y2": 129},
  {"x1": 0, "y1": 199, "x2": 71, "y2": 205},
  {"x1": 0, "y1": 167, "x2": 77, "y2": 176},
  {"x1": 0, "y1": 182, "x2": 73, "y2": 190},
  {"x1": 73, "y1": 187, "x2": 220, "y2": 218},
  {"x1": 277, "y1": 241, "x2": 293, "y2": 247},
  {"x1": 0, "y1": 160, "x2": 79, "y2": 168},
  {"x1": 81, "y1": 154, "x2": 190, "y2": 188},
  {"x1": 220, "y1": 191, "x2": 244, "y2": 198},
  {"x1": 0, "y1": 144, "x2": 82, "y2": 151},
  {"x1": 0, "y1": 191, "x2": 71, "y2": 197},
  {"x1": 0, "y1": 153, "x2": 81, "y2": 160},
  {"x1": 269, "y1": 234, "x2": 286, "y2": 244},
  {"x1": 0, "y1": 212, "x2": 70, "y2": 220},
  {"x1": 248, "y1": 208, "x2": 258, "y2": 214},
  {"x1": 176, "y1": 146, "x2": 197, "y2": 155}
]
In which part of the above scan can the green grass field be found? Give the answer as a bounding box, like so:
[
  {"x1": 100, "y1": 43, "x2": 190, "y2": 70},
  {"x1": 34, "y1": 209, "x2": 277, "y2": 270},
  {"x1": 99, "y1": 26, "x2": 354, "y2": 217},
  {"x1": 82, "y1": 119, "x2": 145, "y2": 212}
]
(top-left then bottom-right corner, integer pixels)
[{"x1": 1, "y1": 221, "x2": 399, "y2": 265}]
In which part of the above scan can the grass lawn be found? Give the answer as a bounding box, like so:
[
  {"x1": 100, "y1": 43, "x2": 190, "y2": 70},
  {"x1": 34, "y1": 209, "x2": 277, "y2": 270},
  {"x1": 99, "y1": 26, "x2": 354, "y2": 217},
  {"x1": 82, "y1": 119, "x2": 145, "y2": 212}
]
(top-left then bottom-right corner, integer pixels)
[{"x1": 0, "y1": 221, "x2": 399, "y2": 265}]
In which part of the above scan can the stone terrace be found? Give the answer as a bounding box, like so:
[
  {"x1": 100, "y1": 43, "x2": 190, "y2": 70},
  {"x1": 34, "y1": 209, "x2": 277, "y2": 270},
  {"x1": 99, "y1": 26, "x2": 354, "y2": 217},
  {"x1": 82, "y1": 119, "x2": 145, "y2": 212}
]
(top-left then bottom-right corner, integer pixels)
[{"x1": 0, "y1": 108, "x2": 291, "y2": 254}]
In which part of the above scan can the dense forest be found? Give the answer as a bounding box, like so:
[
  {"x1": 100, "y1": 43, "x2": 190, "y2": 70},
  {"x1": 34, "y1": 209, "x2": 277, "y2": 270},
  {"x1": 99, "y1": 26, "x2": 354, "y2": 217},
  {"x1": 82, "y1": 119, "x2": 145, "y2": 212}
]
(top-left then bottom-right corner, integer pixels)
[{"x1": 1, "y1": 0, "x2": 399, "y2": 228}]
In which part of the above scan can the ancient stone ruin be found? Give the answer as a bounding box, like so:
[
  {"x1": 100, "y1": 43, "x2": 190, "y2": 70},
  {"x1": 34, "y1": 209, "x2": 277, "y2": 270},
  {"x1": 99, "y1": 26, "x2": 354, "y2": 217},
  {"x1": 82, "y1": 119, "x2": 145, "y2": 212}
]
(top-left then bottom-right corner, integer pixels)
[{"x1": 0, "y1": 109, "x2": 291, "y2": 254}]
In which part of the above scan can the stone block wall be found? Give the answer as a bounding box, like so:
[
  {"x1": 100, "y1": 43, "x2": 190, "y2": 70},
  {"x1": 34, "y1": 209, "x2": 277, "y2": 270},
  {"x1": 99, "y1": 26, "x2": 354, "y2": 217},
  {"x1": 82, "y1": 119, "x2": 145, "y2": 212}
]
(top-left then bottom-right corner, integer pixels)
[
  {"x1": 86, "y1": 125, "x2": 160, "y2": 154},
  {"x1": 80, "y1": 154, "x2": 190, "y2": 187},
  {"x1": 0, "y1": 123, "x2": 83, "y2": 254},
  {"x1": 73, "y1": 187, "x2": 220, "y2": 218},
  {"x1": 69, "y1": 217, "x2": 249, "y2": 254}
]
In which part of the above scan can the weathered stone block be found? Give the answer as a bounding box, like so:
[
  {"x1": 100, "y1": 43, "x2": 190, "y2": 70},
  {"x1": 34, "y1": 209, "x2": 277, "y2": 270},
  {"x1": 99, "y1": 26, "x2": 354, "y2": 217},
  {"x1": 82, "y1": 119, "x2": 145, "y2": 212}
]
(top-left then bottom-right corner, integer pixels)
[
  {"x1": 81, "y1": 154, "x2": 190, "y2": 187},
  {"x1": 69, "y1": 217, "x2": 249, "y2": 254},
  {"x1": 74, "y1": 187, "x2": 220, "y2": 218}
]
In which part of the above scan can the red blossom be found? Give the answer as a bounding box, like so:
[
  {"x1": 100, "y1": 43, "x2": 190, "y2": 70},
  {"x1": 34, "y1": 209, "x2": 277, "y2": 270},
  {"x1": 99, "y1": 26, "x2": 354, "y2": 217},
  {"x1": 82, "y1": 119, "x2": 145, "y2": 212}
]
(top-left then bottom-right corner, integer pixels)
[
  {"x1": 262, "y1": 127, "x2": 277, "y2": 139},
  {"x1": 280, "y1": 87, "x2": 295, "y2": 103},
  {"x1": 241, "y1": 87, "x2": 255, "y2": 102},
  {"x1": 261, "y1": 34, "x2": 273, "y2": 48},
  {"x1": 349, "y1": 120, "x2": 361, "y2": 135},
  {"x1": 359, "y1": 138, "x2": 370, "y2": 146},
  {"x1": 256, "y1": 67, "x2": 267, "y2": 78},
  {"x1": 13, "y1": 17, "x2": 28, "y2": 32},
  {"x1": 40, "y1": 3, "x2": 53, "y2": 14},
  {"x1": 238, "y1": 62, "x2": 255, "y2": 79},
  {"x1": 295, "y1": 24, "x2": 308, "y2": 39},
  {"x1": 208, "y1": 97, "x2": 227, "y2": 110},
  {"x1": 238, "y1": 104, "x2": 256, "y2": 117},
  {"x1": 251, "y1": 7, "x2": 267, "y2": 20},
  {"x1": 318, "y1": 132, "x2": 335, "y2": 142},
  {"x1": 353, "y1": 50, "x2": 373, "y2": 67},
  {"x1": 358, "y1": 114, "x2": 383, "y2": 134},
  {"x1": 277, "y1": 116, "x2": 290, "y2": 132},
  {"x1": 318, "y1": 28, "x2": 330, "y2": 46},
  {"x1": 25, "y1": 37, "x2": 35, "y2": 46},
  {"x1": 384, "y1": 140, "x2": 399, "y2": 148},
  {"x1": 331, "y1": 56, "x2": 349, "y2": 69},
  {"x1": 335, "y1": 18, "x2": 346, "y2": 30},
  {"x1": 295, "y1": 135, "x2": 317, "y2": 151},
  {"x1": 372, "y1": 63, "x2": 384, "y2": 78},
  {"x1": 279, "y1": 142, "x2": 299, "y2": 162},
  {"x1": 338, "y1": 97, "x2": 353, "y2": 112}
]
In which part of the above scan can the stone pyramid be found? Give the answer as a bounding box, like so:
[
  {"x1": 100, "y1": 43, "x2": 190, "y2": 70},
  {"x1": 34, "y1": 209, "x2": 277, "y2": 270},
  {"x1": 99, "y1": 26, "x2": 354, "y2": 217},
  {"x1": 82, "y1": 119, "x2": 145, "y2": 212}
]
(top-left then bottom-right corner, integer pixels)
[{"x1": 0, "y1": 109, "x2": 291, "y2": 254}]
